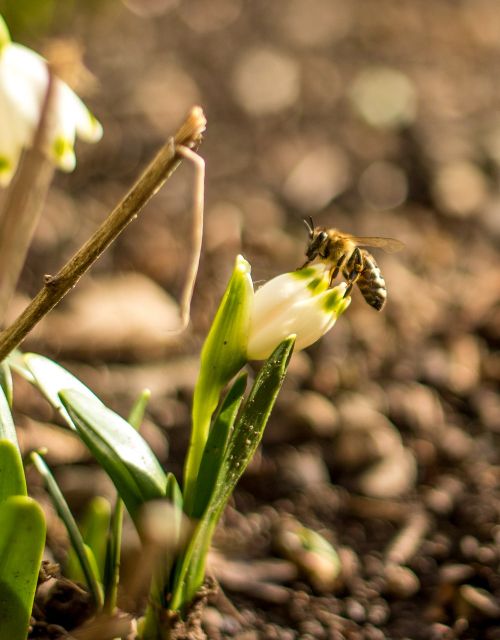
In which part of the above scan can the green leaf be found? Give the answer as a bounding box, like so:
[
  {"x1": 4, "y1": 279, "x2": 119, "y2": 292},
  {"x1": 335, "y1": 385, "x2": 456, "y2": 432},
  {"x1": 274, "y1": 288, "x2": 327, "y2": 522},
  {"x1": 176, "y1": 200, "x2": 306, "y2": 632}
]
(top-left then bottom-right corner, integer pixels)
[
  {"x1": 0, "y1": 360, "x2": 13, "y2": 407},
  {"x1": 183, "y1": 255, "x2": 253, "y2": 511},
  {"x1": 0, "y1": 496, "x2": 45, "y2": 640},
  {"x1": 5, "y1": 349, "x2": 35, "y2": 384},
  {"x1": 0, "y1": 440, "x2": 26, "y2": 503},
  {"x1": 24, "y1": 353, "x2": 100, "y2": 429},
  {"x1": 59, "y1": 390, "x2": 167, "y2": 520},
  {"x1": 104, "y1": 498, "x2": 123, "y2": 615},
  {"x1": 80, "y1": 496, "x2": 112, "y2": 582},
  {"x1": 127, "y1": 388, "x2": 151, "y2": 430},
  {"x1": 66, "y1": 542, "x2": 101, "y2": 592},
  {"x1": 165, "y1": 471, "x2": 184, "y2": 569},
  {"x1": 142, "y1": 473, "x2": 186, "y2": 638},
  {"x1": 30, "y1": 452, "x2": 103, "y2": 608},
  {"x1": 0, "y1": 384, "x2": 19, "y2": 449},
  {"x1": 190, "y1": 372, "x2": 247, "y2": 518},
  {"x1": 171, "y1": 336, "x2": 295, "y2": 610},
  {"x1": 0, "y1": 388, "x2": 25, "y2": 502},
  {"x1": 104, "y1": 388, "x2": 151, "y2": 614}
]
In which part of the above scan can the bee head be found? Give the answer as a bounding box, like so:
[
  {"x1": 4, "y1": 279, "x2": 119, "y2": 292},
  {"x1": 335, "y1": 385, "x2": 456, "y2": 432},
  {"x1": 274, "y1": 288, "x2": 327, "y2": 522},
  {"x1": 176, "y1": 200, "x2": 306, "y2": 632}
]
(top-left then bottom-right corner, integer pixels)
[{"x1": 304, "y1": 218, "x2": 328, "y2": 260}]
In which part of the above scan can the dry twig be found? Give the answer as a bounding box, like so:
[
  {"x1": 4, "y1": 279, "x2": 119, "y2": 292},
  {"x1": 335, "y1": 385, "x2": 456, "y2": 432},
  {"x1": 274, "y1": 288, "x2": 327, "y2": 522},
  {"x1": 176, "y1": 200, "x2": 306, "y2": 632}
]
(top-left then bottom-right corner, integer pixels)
[{"x1": 170, "y1": 144, "x2": 205, "y2": 332}]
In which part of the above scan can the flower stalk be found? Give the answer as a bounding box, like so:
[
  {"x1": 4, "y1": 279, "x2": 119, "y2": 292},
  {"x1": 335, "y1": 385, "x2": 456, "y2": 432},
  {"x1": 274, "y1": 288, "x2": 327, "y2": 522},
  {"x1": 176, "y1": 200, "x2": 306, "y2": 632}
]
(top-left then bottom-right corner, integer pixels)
[{"x1": 183, "y1": 256, "x2": 253, "y2": 514}]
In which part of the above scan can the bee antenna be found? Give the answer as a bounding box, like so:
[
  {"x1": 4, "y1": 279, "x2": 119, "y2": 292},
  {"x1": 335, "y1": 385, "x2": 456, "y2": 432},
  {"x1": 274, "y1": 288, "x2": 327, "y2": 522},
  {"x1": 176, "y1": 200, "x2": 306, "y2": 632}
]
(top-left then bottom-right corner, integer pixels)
[{"x1": 303, "y1": 216, "x2": 315, "y2": 238}]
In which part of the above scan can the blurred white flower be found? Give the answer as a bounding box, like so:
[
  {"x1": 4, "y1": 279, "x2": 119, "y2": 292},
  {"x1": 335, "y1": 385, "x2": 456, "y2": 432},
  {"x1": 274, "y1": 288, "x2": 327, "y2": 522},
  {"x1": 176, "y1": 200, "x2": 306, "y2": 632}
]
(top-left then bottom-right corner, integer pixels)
[
  {"x1": 0, "y1": 15, "x2": 102, "y2": 186},
  {"x1": 247, "y1": 263, "x2": 350, "y2": 360}
]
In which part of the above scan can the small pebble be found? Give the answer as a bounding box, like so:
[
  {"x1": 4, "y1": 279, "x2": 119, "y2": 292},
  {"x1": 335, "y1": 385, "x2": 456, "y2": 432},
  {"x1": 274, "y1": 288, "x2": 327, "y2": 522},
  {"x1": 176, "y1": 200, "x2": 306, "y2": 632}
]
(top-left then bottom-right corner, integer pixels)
[
  {"x1": 277, "y1": 446, "x2": 331, "y2": 490},
  {"x1": 459, "y1": 584, "x2": 500, "y2": 618},
  {"x1": 357, "y1": 446, "x2": 417, "y2": 498},
  {"x1": 299, "y1": 619, "x2": 326, "y2": 639},
  {"x1": 364, "y1": 625, "x2": 387, "y2": 640},
  {"x1": 439, "y1": 563, "x2": 474, "y2": 584},
  {"x1": 367, "y1": 599, "x2": 390, "y2": 625},
  {"x1": 460, "y1": 535, "x2": 480, "y2": 559},
  {"x1": 345, "y1": 597, "x2": 366, "y2": 623},
  {"x1": 384, "y1": 564, "x2": 420, "y2": 598},
  {"x1": 288, "y1": 390, "x2": 340, "y2": 437}
]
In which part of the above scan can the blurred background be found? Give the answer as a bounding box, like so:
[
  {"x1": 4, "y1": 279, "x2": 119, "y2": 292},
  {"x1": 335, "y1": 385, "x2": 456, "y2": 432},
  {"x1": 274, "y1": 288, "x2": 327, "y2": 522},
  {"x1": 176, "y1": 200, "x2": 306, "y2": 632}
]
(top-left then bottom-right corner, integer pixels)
[{"x1": 1, "y1": 1, "x2": 499, "y2": 638}]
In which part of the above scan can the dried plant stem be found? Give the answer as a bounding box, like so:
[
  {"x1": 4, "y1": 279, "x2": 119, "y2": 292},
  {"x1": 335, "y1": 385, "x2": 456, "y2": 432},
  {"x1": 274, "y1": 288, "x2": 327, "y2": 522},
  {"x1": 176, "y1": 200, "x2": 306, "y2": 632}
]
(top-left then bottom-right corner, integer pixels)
[
  {"x1": 0, "y1": 71, "x2": 56, "y2": 322},
  {"x1": 0, "y1": 106, "x2": 207, "y2": 362},
  {"x1": 171, "y1": 145, "x2": 205, "y2": 332}
]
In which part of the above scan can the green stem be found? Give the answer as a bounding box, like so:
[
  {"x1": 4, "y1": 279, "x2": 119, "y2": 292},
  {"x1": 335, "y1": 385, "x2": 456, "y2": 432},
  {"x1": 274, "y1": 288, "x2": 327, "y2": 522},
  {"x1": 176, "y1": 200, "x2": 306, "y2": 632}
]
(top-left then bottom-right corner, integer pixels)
[
  {"x1": 31, "y1": 452, "x2": 103, "y2": 609},
  {"x1": 182, "y1": 376, "x2": 220, "y2": 516},
  {"x1": 103, "y1": 498, "x2": 123, "y2": 615}
]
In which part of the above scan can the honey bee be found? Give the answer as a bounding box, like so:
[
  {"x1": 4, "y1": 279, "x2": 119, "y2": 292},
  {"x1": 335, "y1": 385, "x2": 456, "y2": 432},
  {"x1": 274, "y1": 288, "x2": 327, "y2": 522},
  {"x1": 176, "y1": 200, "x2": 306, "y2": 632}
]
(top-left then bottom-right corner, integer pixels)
[{"x1": 302, "y1": 217, "x2": 404, "y2": 311}]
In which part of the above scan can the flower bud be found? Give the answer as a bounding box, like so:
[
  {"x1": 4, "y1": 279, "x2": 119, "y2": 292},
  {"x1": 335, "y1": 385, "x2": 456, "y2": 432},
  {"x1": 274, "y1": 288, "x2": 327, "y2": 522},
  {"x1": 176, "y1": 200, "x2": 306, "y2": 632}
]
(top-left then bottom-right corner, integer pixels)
[{"x1": 247, "y1": 264, "x2": 350, "y2": 360}]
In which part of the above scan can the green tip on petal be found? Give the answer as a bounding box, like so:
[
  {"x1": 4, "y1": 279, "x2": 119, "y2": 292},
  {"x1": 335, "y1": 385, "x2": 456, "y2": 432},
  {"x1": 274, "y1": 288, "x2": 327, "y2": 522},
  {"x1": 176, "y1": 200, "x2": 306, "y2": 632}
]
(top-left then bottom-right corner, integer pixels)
[
  {"x1": 322, "y1": 286, "x2": 347, "y2": 313},
  {"x1": 0, "y1": 156, "x2": 12, "y2": 173},
  {"x1": 52, "y1": 136, "x2": 76, "y2": 171},
  {"x1": 337, "y1": 295, "x2": 351, "y2": 315},
  {"x1": 0, "y1": 156, "x2": 13, "y2": 187},
  {"x1": 0, "y1": 15, "x2": 11, "y2": 51},
  {"x1": 307, "y1": 277, "x2": 329, "y2": 295},
  {"x1": 292, "y1": 266, "x2": 318, "y2": 281}
]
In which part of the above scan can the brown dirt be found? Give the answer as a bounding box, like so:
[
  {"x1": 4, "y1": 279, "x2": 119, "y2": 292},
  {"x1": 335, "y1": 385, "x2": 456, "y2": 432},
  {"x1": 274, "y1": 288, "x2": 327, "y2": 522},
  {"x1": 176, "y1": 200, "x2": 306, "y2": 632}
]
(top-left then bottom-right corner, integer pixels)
[{"x1": 2, "y1": 1, "x2": 499, "y2": 638}]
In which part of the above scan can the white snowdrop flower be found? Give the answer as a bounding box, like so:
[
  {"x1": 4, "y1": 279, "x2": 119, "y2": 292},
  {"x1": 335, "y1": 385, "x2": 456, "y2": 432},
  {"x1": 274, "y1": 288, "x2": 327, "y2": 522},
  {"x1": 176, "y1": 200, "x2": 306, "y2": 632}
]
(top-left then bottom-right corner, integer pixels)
[
  {"x1": 247, "y1": 263, "x2": 350, "y2": 360},
  {"x1": 0, "y1": 15, "x2": 102, "y2": 186}
]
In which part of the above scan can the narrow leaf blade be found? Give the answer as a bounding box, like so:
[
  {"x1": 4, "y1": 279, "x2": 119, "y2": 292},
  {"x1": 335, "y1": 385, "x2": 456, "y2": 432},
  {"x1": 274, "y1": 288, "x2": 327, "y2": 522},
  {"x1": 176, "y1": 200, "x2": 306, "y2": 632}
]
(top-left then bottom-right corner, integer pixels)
[
  {"x1": 31, "y1": 452, "x2": 103, "y2": 608},
  {"x1": 104, "y1": 388, "x2": 151, "y2": 613},
  {"x1": 59, "y1": 390, "x2": 167, "y2": 520},
  {"x1": 190, "y1": 372, "x2": 247, "y2": 518},
  {"x1": 80, "y1": 496, "x2": 112, "y2": 582},
  {"x1": 5, "y1": 349, "x2": 34, "y2": 384},
  {"x1": 128, "y1": 388, "x2": 151, "y2": 430},
  {"x1": 0, "y1": 385, "x2": 20, "y2": 450},
  {"x1": 172, "y1": 337, "x2": 295, "y2": 610},
  {"x1": 183, "y1": 256, "x2": 253, "y2": 509},
  {"x1": 0, "y1": 496, "x2": 46, "y2": 639},
  {"x1": 24, "y1": 353, "x2": 100, "y2": 429},
  {"x1": 0, "y1": 360, "x2": 13, "y2": 407},
  {"x1": 0, "y1": 440, "x2": 26, "y2": 503}
]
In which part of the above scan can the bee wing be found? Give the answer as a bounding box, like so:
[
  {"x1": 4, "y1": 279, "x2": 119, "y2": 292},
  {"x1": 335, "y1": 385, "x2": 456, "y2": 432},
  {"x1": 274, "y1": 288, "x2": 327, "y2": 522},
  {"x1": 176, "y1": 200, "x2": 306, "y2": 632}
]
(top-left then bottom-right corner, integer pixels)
[{"x1": 349, "y1": 236, "x2": 404, "y2": 253}]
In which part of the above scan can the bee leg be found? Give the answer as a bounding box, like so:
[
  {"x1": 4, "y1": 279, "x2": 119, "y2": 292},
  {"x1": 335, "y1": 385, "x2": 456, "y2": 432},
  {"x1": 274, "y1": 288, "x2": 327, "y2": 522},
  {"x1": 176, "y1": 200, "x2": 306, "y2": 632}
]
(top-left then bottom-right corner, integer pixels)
[
  {"x1": 343, "y1": 248, "x2": 363, "y2": 298},
  {"x1": 329, "y1": 254, "x2": 346, "y2": 286}
]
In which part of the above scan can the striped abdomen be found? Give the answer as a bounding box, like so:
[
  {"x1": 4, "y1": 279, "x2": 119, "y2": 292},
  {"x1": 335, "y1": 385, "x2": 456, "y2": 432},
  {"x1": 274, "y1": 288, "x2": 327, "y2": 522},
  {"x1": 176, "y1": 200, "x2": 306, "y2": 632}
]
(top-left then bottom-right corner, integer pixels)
[{"x1": 357, "y1": 249, "x2": 387, "y2": 311}]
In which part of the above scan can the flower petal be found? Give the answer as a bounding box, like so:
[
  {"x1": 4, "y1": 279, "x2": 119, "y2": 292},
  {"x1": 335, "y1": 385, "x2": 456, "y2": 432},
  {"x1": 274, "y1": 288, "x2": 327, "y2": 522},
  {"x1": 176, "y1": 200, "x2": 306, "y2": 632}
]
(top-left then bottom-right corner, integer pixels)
[
  {"x1": 0, "y1": 30, "x2": 102, "y2": 184},
  {"x1": 0, "y1": 86, "x2": 27, "y2": 184},
  {"x1": 2, "y1": 44, "x2": 48, "y2": 130},
  {"x1": 61, "y1": 83, "x2": 103, "y2": 143},
  {"x1": 247, "y1": 277, "x2": 349, "y2": 360},
  {"x1": 250, "y1": 264, "x2": 329, "y2": 337}
]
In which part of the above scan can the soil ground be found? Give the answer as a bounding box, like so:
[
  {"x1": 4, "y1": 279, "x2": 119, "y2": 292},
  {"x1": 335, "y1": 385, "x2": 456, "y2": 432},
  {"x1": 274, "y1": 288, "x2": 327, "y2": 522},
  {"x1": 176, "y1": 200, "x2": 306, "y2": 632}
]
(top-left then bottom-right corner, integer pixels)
[{"x1": 1, "y1": 1, "x2": 499, "y2": 639}]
